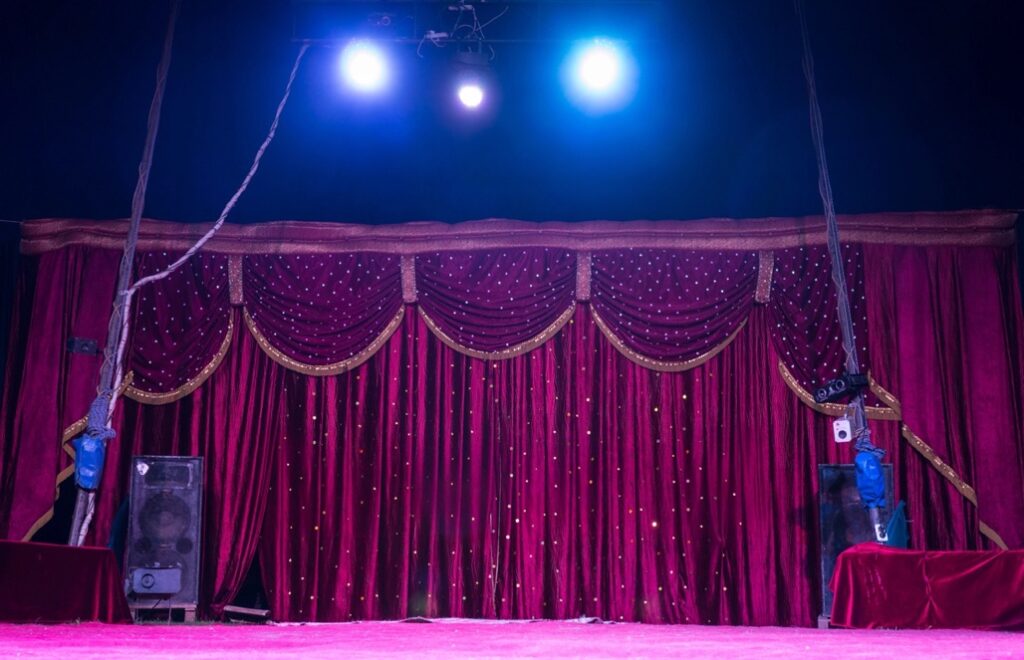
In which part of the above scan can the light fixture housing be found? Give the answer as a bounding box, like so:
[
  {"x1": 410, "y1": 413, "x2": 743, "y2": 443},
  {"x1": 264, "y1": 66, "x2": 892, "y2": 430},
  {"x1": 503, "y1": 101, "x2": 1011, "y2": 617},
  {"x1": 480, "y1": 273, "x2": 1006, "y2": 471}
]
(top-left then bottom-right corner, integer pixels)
[{"x1": 452, "y1": 49, "x2": 491, "y2": 111}]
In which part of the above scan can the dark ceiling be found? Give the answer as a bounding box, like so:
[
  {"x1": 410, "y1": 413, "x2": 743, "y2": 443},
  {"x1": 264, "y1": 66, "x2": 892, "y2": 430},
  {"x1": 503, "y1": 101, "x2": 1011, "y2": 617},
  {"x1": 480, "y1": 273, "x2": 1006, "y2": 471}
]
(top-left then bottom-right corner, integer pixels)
[{"x1": 1, "y1": 0, "x2": 1021, "y2": 224}]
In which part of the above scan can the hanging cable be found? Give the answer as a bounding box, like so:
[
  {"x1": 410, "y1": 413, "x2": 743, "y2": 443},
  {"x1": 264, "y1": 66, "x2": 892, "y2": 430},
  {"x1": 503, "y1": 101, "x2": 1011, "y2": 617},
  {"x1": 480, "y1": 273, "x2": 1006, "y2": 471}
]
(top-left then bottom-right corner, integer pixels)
[{"x1": 107, "y1": 41, "x2": 310, "y2": 415}]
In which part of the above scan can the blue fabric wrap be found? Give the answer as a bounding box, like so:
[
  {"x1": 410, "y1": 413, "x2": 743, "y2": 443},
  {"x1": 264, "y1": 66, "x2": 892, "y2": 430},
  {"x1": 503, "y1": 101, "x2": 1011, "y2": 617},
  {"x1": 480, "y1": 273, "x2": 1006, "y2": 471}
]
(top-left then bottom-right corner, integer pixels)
[
  {"x1": 855, "y1": 450, "x2": 887, "y2": 509},
  {"x1": 73, "y1": 432, "x2": 110, "y2": 490},
  {"x1": 73, "y1": 395, "x2": 116, "y2": 490}
]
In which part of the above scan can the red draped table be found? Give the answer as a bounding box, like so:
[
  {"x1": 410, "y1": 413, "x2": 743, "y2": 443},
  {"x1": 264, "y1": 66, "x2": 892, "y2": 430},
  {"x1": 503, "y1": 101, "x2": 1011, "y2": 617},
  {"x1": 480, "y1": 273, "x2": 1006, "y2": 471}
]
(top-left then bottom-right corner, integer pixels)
[
  {"x1": 0, "y1": 540, "x2": 132, "y2": 623},
  {"x1": 830, "y1": 543, "x2": 1024, "y2": 630}
]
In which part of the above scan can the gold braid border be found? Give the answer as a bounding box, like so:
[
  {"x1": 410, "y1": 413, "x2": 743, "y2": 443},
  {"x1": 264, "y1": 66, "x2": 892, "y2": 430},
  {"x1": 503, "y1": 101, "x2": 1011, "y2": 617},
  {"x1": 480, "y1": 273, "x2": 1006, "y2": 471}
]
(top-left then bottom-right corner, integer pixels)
[
  {"x1": 592, "y1": 308, "x2": 746, "y2": 372},
  {"x1": 776, "y1": 360, "x2": 1007, "y2": 549},
  {"x1": 755, "y1": 250, "x2": 774, "y2": 304},
  {"x1": 123, "y1": 312, "x2": 235, "y2": 405},
  {"x1": 419, "y1": 304, "x2": 576, "y2": 361},
  {"x1": 228, "y1": 254, "x2": 245, "y2": 305},
  {"x1": 776, "y1": 361, "x2": 900, "y2": 421},
  {"x1": 244, "y1": 305, "x2": 406, "y2": 375},
  {"x1": 901, "y1": 425, "x2": 1008, "y2": 550},
  {"x1": 22, "y1": 374, "x2": 134, "y2": 542}
]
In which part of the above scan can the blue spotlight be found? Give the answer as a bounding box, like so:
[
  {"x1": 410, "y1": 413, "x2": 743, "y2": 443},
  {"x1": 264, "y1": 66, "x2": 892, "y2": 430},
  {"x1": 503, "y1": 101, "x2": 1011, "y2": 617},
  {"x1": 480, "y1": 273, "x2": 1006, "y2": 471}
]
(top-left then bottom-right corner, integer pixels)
[
  {"x1": 339, "y1": 40, "x2": 388, "y2": 93},
  {"x1": 563, "y1": 39, "x2": 637, "y2": 113}
]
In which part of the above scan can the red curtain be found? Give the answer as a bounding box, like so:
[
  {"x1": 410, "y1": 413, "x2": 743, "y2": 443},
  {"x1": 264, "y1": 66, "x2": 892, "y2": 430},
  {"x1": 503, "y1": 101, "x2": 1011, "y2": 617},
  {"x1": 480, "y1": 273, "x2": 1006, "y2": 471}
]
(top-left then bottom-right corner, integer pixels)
[
  {"x1": 0, "y1": 247, "x2": 119, "y2": 539},
  {"x1": 2, "y1": 214, "x2": 1022, "y2": 625},
  {"x1": 864, "y1": 244, "x2": 1024, "y2": 550},
  {"x1": 258, "y1": 306, "x2": 890, "y2": 625}
]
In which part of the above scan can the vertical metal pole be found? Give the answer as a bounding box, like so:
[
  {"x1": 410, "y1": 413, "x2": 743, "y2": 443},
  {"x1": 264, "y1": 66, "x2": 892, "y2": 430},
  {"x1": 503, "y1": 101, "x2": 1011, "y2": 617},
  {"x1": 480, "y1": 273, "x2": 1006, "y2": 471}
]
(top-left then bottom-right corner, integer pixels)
[
  {"x1": 793, "y1": 0, "x2": 886, "y2": 541},
  {"x1": 68, "y1": 0, "x2": 180, "y2": 546}
]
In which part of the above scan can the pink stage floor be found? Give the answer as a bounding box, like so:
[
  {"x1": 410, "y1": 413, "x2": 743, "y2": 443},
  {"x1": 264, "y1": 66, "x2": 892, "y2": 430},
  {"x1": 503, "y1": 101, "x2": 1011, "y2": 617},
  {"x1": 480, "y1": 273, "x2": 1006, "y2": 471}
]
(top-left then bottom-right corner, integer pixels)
[{"x1": 2, "y1": 620, "x2": 1022, "y2": 659}]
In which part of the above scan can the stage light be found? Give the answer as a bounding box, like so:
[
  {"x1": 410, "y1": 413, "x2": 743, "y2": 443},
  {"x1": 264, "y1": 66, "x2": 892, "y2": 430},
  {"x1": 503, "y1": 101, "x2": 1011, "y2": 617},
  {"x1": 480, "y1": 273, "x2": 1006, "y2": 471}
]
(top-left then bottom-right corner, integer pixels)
[
  {"x1": 563, "y1": 38, "x2": 637, "y2": 113},
  {"x1": 577, "y1": 41, "x2": 622, "y2": 93},
  {"x1": 458, "y1": 83, "x2": 485, "y2": 109},
  {"x1": 451, "y1": 49, "x2": 491, "y2": 113},
  {"x1": 339, "y1": 40, "x2": 388, "y2": 93}
]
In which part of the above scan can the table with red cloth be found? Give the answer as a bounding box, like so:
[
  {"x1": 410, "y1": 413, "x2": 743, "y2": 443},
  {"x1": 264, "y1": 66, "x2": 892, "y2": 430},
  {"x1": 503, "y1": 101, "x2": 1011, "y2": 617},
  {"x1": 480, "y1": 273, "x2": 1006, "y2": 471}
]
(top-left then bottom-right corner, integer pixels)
[
  {"x1": 830, "y1": 542, "x2": 1024, "y2": 630},
  {"x1": 0, "y1": 540, "x2": 132, "y2": 623}
]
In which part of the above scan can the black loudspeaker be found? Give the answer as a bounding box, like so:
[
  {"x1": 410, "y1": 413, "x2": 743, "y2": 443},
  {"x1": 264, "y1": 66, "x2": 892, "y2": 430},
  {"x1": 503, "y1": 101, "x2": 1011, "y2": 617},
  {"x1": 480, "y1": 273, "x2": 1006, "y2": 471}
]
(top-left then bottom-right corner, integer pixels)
[
  {"x1": 817, "y1": 463, "x2": 894, "y2": 622},
  {"x1": 124, "y1": 456, "x2": 203, "y2": 609}
]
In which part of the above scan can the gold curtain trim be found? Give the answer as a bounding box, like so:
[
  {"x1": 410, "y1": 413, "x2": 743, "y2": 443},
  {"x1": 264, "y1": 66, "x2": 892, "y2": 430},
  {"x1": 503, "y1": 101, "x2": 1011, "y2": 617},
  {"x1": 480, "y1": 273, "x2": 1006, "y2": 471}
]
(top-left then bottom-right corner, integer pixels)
[
  {"x1": 900, "y1": 424, "x2": 978, "y2": 505},
  {"x1": 244, "y1": 305, "x2": 405, "y2": 376},
  {"x1": 20, "y1": 211, "x2": 1018, "y2": 255},
  {"x1": 755, "y1": 250, "x2": 774, "y2": 304},
  {"x1": 419, "y1": 304, "x2": 576, "y2": 361},
  {"x1": 979, "y1": 522, "x2": 1009, "y2": 550},
  {"x1": 22, "y1": 374, "x2": 134, "y2": 542},
  {"x1": 592, "y1": 308, "x2": 746, "y2": 372},
  {"x1": 901, "y1": 424, "x2": 1008, "y2": 550},
  {"x1": 869, "y1": 377, "x2": 903, "y2": 418},
  {"x1": 576, "y1": 250, "x2": 592, "y2": 301},
  {"x1": 123, "y1": 312, "x2": 235, "y2": 405},
  {"x1": 776, "y1": 361, "x2": 900, "y2": 421},
  {"x1": 401, "y1": 255, "x2": 418, "y2": 303},
  {"x1": 228, "y1": 254, "x2": 244, "y2": 305}
]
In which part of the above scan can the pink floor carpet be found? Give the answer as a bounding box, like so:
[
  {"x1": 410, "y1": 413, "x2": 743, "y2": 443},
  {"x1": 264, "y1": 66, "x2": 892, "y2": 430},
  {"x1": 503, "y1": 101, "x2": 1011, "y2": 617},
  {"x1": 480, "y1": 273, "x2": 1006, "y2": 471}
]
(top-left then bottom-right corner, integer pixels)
[{"x1": 2, "y1": 620, "x2": 1021, "y2": 658}]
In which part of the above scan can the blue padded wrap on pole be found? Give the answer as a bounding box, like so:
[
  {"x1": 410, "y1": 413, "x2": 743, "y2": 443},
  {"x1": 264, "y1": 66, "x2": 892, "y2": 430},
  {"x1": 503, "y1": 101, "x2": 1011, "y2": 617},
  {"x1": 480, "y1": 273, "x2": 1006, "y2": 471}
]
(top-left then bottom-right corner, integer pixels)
[
  {"x1": 854, "y1": 450, "x2": 887, "y2": 509},
  {"x1": 73, "y1": 395, "x2": 116, "y2": 490}
]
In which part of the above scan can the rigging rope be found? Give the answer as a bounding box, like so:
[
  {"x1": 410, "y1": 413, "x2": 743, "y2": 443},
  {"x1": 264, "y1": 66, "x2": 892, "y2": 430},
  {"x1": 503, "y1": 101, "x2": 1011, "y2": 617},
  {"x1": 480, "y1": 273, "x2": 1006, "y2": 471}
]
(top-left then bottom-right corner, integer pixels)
[
  {"x1": 68, "y1": 0, "x2": 309, "y2": 544},
  {"x1": 792, "y1": 0, "x2": 882, "y2": 458},
  {"x1": 793, "y1": 0, "x2": 888, "y2": 543},
  {"x1": 69, "y1": 0, "x2": 182, "y2": 547}
]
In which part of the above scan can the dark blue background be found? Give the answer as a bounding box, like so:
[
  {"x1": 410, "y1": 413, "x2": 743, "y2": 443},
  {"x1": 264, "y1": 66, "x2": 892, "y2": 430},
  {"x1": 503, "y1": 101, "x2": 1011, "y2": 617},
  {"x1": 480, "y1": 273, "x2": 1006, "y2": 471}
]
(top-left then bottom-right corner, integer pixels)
[{"x1": 1, "y1": 1, "x2": 1021, "y2": 224}]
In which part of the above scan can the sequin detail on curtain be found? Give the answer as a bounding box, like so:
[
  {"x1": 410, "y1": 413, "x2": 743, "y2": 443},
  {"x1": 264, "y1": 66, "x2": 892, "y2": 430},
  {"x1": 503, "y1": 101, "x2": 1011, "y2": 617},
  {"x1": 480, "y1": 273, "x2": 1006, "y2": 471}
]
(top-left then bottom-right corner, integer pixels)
[
  {"x1": 125, "y1": 252, "x2": 232, "y2": 400},
  {"x1": 242, "y1": 253, "x2": 404, "y2": 375},
  {"x1": 416, "y1": 249, "x2": 577, "y2": 358},
  {"x1": 589, "y1": 250, "x2": 758, "y2": 369}
]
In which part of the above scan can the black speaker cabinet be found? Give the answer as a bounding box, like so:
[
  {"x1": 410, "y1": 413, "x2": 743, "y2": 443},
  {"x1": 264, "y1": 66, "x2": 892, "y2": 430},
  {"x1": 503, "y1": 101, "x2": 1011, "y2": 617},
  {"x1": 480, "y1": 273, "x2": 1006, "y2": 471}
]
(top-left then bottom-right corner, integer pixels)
[
  {"x1": 125, "y1": 456, "x2": 204, "y2": 610},
  {"x1": 817, "y1": 463, "x2": 894, "y2": 622}
]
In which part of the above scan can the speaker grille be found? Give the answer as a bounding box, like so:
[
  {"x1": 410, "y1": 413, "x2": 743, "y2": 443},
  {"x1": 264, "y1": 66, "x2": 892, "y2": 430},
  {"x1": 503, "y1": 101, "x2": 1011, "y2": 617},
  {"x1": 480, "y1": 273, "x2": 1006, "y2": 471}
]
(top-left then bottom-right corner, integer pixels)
[{"x1": 125, "y1": 456, "x2": 203, "y2": 608}]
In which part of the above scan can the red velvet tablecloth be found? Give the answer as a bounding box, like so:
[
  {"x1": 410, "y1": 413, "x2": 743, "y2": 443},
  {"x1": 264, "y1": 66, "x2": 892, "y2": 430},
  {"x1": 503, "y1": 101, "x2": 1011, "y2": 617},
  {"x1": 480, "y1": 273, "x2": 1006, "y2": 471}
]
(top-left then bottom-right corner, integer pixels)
[
  {"x1": 0, "y1": 540, "x2": 132, "y2": 623},
  {"x1": 830, "y1": 542, "x2": 1024, "y2": 630}
]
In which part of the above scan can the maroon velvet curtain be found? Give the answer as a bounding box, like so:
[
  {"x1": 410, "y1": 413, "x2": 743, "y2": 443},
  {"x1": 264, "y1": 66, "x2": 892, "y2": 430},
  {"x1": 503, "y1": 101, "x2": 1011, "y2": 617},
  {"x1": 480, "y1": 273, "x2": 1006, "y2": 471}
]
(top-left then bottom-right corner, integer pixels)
[
  {"x1": 2, "y1": 217, "x2": 1023, "y2": 626},
  {"x1": 129, "y1": 252, "x2": 231, "y2": 394},
  {"x1": 0, "y1": 247, "x2": 118, "y2": 539},
  {"x1": 864, "y1": 244, "x2": 1024, "y2": 549},
  {"x1": 244, "y1": 253, "x2": 403, "y2": 366},
  {"x1": 590, "y1": 249, "x2": 756, "y2": 362},
  {"x1": 257, "y1": 306, "x2": 904, "y2": 624},
  {"x1": 416, "y1": 249, "x2": 576, "y2": 352}
]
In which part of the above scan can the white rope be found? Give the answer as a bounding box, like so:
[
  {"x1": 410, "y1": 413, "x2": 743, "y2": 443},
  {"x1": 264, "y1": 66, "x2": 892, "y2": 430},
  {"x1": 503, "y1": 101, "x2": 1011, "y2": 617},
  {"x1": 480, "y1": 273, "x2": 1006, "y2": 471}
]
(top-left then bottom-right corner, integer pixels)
[{"x1": 105, "y1": 42, "x2": 310, "y2": 418}]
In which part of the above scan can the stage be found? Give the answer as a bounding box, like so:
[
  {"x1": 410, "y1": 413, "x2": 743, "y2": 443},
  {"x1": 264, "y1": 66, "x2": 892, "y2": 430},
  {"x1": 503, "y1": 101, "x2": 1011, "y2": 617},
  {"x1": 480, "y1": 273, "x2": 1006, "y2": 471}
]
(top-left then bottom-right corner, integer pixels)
[{"x1": 3, "y1": 621, "x2": 1021, "y2": 658}]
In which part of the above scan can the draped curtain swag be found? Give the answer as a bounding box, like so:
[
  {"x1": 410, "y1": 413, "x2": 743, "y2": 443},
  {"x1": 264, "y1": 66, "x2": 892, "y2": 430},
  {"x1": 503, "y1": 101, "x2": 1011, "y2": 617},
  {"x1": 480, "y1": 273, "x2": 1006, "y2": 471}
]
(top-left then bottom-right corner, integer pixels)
[{"x1": 2, "y1": 211, "x2": 1022, "y2": 624}]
